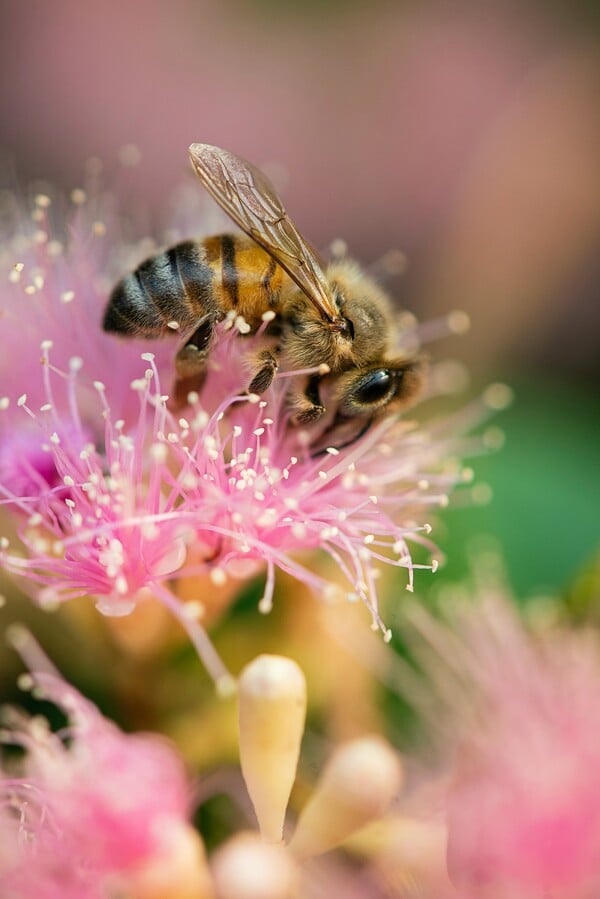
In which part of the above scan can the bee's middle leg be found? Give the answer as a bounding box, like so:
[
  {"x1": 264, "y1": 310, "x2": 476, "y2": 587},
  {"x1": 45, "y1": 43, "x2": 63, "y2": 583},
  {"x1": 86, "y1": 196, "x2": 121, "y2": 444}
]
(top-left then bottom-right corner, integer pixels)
[{"x1": 248, "y1": 349, "x2": 279, "y2": 394}]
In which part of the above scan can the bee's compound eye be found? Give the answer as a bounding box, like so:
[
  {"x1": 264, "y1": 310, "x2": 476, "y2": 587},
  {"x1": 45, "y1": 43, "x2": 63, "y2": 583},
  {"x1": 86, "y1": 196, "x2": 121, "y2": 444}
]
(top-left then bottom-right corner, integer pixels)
[{"x1": 354, "y1": 369, "x2": 393, "y2": 405}]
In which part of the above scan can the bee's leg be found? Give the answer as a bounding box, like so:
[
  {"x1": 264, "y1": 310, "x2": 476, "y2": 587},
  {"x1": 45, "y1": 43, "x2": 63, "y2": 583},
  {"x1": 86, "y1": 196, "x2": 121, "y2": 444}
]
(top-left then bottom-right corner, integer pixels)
[
  {"x1": 294, "y1": 403, "x2": 326, "y2": 424},
  {"x1": 248, "y1": 349, "x2": 279, "y2": 395},
  {"x1": 170, "y1": 316, "x2": 216, "y2": 409},
  {"x1": 175, "y1": 315, "x2": 215, "y2": 379},
  {"x1": 311, "y1": 416, "x2": 373, "y2": 456},
  {"x1": 290, "y1": 375, "x2": 325, "y2": 425}
]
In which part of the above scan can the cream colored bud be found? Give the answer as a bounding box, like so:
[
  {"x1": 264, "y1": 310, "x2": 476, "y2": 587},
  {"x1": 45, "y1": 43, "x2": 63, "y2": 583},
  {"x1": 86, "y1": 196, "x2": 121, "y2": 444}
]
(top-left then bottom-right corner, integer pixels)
[
  {"x1": 128, "y1": 820, "x2": 214, "y2": 898},
  {"x1": 238, "y1": 655, "x2": 306, "y2": 842},
  {"x1": 211, "y1": 832, "x2": 298, "y2": 899},
  {"x1": 289, "y1": 735, "x2": 403, "y2": 859}
]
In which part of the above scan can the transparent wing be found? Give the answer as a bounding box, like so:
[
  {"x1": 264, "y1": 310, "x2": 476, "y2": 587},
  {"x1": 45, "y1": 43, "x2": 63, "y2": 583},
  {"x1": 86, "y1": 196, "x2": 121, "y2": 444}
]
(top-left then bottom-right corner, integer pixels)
[{"x1": 189, "y1": 143, "x2": 340, "y2": 323}]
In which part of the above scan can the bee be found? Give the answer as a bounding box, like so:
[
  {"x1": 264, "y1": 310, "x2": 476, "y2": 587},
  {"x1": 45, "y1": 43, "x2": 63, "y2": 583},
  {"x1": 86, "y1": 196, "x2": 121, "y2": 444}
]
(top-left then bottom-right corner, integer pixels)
[{"x1": 103, "y1": 143, "x2": 424, "y2": 437}]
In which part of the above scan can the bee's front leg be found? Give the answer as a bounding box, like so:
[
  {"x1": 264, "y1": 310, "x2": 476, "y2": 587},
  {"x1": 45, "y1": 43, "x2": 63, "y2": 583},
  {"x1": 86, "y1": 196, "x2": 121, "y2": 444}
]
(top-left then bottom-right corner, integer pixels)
[
  {"x1": 289, "y1": 375, "x2": 325, "y2": 425},
  {"x1": 248, "y1": 349, "x2": 279, "y2": 394}
]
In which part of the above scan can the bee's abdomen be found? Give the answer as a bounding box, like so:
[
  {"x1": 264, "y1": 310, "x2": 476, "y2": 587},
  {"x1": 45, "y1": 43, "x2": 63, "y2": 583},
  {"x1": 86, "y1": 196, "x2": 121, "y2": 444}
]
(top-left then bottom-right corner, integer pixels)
[
  {"x1": 103, "y1": 240, "x2": 216, "y2": 336},
  {"x1": 200, "y1": 234, "x2": 287, "y2": 318}
]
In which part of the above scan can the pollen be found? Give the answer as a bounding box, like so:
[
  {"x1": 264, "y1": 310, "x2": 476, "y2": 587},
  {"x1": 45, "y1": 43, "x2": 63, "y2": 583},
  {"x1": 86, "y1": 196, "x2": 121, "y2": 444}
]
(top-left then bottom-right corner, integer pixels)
[
  {"x1": 70, "y1": 187, "x2": 87, "y2": 205},
  {"x1": 210, "y1": 568, "x2": 227, "y2": 586},
  {"x1": 118, "y1": 143, "x2": 142, "y2": 167},
  {"x1": 447, "y1": 309, "x2": 471, "y2": 334},
  {"x1": 235, "y1": 315, "x2": 251, "y2": 334},
  {"x1": 182, "y1": 600, "x2": 205, "y2": 621},
  {"x1": 483, "y1": 383, "x2": 514, "y2": 411}
]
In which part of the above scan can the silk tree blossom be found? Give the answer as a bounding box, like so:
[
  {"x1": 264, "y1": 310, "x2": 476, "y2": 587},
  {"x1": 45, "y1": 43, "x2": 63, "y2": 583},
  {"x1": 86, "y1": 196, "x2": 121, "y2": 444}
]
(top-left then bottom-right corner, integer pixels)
[
  {"x1": 0, "y1": 178, "x2": 496, "y2": 684},
  {"x1": 0, "y1": 629, "x2": 211, "y2": 899},
  {"x1": 448, "y1": 612, "x2": 600, "y2": 898},
  {"x1": 207, "y1": 653, "x2": 404, "y2": 899},
  {"x1": 397, "y1": 577, "x2": 600, "y2": 899}
]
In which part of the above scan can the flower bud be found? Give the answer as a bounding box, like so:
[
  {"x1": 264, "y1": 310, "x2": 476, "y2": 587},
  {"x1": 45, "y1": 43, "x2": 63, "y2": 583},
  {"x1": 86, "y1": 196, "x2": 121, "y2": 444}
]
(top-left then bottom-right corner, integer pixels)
[
  {"x1": 289, "y1": 735, "x2": 403, "y2": 859},
  {"x1": 211, "y1": 832, "x2": 298, "y2": 899},
  {"x1": 238, "y1": 655, "x2": 306, "y2": 842}
]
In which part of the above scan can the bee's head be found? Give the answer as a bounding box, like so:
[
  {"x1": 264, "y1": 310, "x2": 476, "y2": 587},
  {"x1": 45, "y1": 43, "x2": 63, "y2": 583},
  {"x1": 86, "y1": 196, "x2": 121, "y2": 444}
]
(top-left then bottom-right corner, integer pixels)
[
  {"x1": 283, "y1": 289, "x2": 357, "y2": 371},
  {"x1": 283, "y1": 258, "x2": 401, "y2": 373},
  {"x1": 323, "y1": 357, "x2": 426, "y2": 420},
  {"x1": 326, "y1": 260, "x2": 392, "y2": 368},
  {"x1": 328, "y1": 315, "x2": 354, "y2": 340}
]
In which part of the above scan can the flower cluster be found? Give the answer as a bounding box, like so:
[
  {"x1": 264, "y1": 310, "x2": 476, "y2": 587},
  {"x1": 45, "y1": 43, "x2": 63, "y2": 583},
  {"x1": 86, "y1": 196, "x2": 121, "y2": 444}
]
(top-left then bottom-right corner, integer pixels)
[
  {"x1": 213, "y1": 653, "x2": 404, "y2": 899},
  {"x1": 0, "y1": 629, "x2": 208, "y2": 899},
  {"x1": 0, "y1": 183, "x2": 483, "y2": 683},
  {"x1": 446, "y1": 603, "x2": 600, "y2": 898},
  {"x1": 392, "y1": 571, "x2": 600, "y2": 899},
  {"x1": 1, "y1": 639, "x2": 407, "y2": 899}
]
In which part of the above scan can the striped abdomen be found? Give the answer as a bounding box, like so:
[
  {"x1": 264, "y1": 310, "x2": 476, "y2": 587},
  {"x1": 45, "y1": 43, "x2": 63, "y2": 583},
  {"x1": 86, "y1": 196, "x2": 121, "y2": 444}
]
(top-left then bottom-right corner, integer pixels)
[{"x1": 103, "y1": 234, "x2": 288, "y2": 337}]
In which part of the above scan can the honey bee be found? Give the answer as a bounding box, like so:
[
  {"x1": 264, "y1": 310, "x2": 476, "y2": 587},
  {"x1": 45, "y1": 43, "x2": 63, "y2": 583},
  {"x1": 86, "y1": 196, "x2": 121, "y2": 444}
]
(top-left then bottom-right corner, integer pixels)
[{"x1": 103, "y1": 144, "x2": 424, "y2": 437}]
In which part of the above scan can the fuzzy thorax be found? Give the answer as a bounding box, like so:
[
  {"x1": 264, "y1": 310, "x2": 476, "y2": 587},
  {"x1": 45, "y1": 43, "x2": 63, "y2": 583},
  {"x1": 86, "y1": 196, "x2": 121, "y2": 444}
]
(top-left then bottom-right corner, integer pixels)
[{"x1": 282, "y1": 258, "x2": 394, "y2": 373}]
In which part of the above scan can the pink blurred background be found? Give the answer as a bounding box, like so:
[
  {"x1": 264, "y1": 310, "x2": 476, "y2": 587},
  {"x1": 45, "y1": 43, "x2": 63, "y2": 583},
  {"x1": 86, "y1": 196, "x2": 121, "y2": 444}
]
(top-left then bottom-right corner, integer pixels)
[{"x1": 2, "y1": 0, "x2": 599, "y2": 378}]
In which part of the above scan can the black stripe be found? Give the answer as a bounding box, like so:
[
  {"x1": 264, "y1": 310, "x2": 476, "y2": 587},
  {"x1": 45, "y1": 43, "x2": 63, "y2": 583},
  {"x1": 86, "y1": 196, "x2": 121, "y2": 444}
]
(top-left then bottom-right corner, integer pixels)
[
  {"x1": 220, "y1": 234, "x2": 239, "y2": 306},
  {"x1": 261, "y1": 255, "x2": 277, "y2": 305},
  {"x1": 171, "y1": 242, "x2": 216, "y2": 320},
  {"x1": 137, "y1": 251, "x2": 183, "y2": 325},
  {"x1": 166, "y1": 245, "x2": 181, "y2": 290},
  {"x1": 134, "y1": 268, "x2": 148, "y2": 300},
  {"x1": 103, "y1": 273, "x2": 165, "y2": 335}
]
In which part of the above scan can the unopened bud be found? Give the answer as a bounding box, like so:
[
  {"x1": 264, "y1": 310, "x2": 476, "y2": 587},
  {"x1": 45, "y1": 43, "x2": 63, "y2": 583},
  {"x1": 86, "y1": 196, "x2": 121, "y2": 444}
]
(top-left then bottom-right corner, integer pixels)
[
  {"x1": 211, "y1": 833, "x2": 298, "y2": 899},
  {"x1": 289, "y1": 735, "x2": 403, "y2": 859},
  {"x1": 238, "y1": 655, "x2": 306, "y2": 842}
]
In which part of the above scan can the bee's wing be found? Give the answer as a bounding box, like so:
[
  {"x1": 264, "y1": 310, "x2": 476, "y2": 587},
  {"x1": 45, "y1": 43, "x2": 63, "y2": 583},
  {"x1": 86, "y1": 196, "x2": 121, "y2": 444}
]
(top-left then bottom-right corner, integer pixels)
[{"x1": 189, "y1": 143, "x2": 340, "y2": 323}]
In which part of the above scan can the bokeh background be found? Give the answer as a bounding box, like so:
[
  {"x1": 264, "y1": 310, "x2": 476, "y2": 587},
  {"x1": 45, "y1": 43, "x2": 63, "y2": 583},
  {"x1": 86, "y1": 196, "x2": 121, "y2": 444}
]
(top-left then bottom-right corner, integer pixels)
[{"x1": 2, "y1": 0, "x2": 598, "y2": 602}]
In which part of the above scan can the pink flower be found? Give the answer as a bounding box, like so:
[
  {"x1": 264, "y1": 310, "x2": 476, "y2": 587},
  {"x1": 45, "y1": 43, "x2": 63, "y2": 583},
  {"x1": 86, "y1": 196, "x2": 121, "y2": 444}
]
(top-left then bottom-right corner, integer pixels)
[
  {"x1": 403, "y1": 589, "x2": 600, "y2": 898},
  {"x1": 0, "y1": 178, "x2": 485, "y2": 683},
  {"x1": 0, "y1": 631, "x2": 197, "y2": 899}
]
